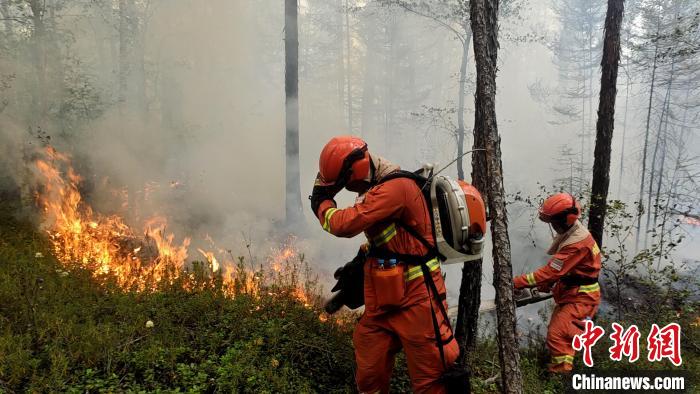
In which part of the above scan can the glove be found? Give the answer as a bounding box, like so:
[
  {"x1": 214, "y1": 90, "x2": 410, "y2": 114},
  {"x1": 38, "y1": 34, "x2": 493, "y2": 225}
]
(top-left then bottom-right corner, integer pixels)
[{"x1": 309, "y1": 173, "x2": 342, "y2": 216}]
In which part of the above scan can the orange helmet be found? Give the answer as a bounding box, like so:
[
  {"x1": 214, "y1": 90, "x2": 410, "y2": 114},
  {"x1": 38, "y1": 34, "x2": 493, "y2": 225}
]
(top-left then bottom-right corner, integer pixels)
[
  {"x1": 539, "y1": 193, "x2": 581, "y2": 226},
  {"x1": 318, "y1": 136, "x2": 370, "y2": 187}
]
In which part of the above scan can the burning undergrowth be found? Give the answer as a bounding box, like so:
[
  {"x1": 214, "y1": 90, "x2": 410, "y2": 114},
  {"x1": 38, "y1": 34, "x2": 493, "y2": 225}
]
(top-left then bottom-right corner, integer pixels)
[{"x1": 32, "y1": 146, "x2": 325, "y2": 312}]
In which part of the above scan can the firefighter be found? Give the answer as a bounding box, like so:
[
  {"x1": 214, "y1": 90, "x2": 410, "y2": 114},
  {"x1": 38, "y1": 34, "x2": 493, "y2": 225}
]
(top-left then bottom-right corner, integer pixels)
[
  {"x1": 513, "y1": 193, "x2": 602, "y2": 373},
  {"x1": 309, "y1": 136, "x2": 458, "y2": 393}
]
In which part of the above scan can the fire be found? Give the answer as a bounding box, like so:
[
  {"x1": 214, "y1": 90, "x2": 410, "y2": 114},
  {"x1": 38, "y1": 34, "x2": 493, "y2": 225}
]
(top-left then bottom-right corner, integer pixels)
[
  {"x1": 33, "y1": 146, "x2": 319, "y2": 308},
  {"x1": 270, "y1": 246, "x2": 296, "y2": 272},
  {"x1": 197, "y1": 248, "x2": 220, "y2": 273},
  {"x1": 34, "y1": 147, "x2": 191, "y2": 291}
]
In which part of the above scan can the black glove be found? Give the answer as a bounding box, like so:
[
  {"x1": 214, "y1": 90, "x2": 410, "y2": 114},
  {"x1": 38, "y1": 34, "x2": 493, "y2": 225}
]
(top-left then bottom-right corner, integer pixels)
[
  {"x1": 325, "y1": 247, "x2": 367, "y2": 313},
  {"x1": 309, "y1": 173, "x2": 343, "y2": 216}
]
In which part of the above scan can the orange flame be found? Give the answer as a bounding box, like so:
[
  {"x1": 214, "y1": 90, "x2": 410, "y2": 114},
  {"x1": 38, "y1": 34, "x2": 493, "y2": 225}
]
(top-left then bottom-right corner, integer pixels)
[{"x1": 33, "y1": 146, "x2": 318, "y2": 307}]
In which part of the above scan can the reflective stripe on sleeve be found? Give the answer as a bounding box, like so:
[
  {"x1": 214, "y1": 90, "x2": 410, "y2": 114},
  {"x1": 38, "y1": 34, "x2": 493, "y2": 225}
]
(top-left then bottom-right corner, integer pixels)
[
  {"x1": 404, "y1": 258, "x2": 440, "y2": 281},
  {"x1": 322, "y1": 208, "x2": 338, "y2": 233},
  {"x1": 525, "y1": 272, "x2": 536, "y2": 286},
  {"x1": 578, "y1": 283, "x2": 600, "y2": 293},
  {"x1": 371, "y1": 223, "x2": 397, "y2": 246}
]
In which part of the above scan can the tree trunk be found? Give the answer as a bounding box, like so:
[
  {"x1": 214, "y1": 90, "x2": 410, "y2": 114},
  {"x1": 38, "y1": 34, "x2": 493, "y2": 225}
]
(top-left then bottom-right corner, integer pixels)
[
  {"x1": 28, "y1": 0, "x2": 46, "y2": 118},
  {"x1": 454, "y1": 25, "x2": 478, "y2": 370},
  {"x1": 635, "y1": 19, "x2": 660, "y2": 251},
  {"x1": 587, "y1": 0, "x2": 624, "y2": 247},
  {"x1": 652, "y1": 123, "x2": 668, "y2": 228},
  {"x1": 455, "y1": 258, "x2": 481, "y2": 365},
  {"x1": 469, "y1": 0, "x2": 523, "y2": 392},
  {"x1": 336, "y1": 0, "x2": 345, "y2": 122},
  {"x1": 0, "y1": 1, "x2": 12, "y2": 35},
  {"x1": 616, "y1": 27, "x2": 631, "y2": 199},
  {"x1": 285, "y1": 0, "x2": 302, "y2": 225},
  {"x1": 383, "y1": 16, "x2": 397, "y2": 152},
  {"x1": 456, "y1": 85, "x2": 486, "y2": 367},
  {"x1": 360, "y1": 41, "x2": 376, "y2": 136},
  {"x1": 456, "y1": 26, "x2": 472, "y2": 181},
  {"x1": 118, "y1": 0, "x2": 128, "y2": 112},
  {"x1": 345, "y1": 0, "x2": 353, "y2": 133},
  {"x1": 616, "y1": 66, "x2": 630, "y2": 199},
  {"x1": 134, "y1": 1, "x2": 148, "y2": 121},
  {"x1": 645, "y1": 61, "x2": 674, "y2": 244}
]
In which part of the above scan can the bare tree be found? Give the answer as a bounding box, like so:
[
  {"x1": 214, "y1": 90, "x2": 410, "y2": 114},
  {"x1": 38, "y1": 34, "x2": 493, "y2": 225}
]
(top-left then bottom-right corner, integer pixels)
[
  {"x1": 588, "y1": 0, "x2": 624, "y2": 247},
  {"x1": 634, "y1": 13, "x2": 660, "y2": 250},
  {"x1": 285, "y1": 0, "x2": 303, "y2": 225},
  {"x1": 118, "y1": 0, "x2": 128, "y2": 111},
  {"x1": 344, "y1": 0, "x2": 353, "y2": 132},
  {"x1": 470, "y1": 0, "x2": 523, "y2": 391}
]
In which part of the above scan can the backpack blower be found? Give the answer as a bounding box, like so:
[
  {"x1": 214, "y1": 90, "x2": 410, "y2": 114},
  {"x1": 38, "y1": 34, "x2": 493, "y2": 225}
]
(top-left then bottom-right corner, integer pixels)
[{"x1": 324, "y1": 163, "x2": 488, "y2": 314}]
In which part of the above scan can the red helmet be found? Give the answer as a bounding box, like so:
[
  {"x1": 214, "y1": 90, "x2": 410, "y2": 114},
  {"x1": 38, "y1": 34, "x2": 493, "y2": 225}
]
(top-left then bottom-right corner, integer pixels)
[
  {"x1": 318, "y1": 136, "x2": 370, "y2": 186},
  {"x1": 539, "y1": 193, "x2": 581, "y2": 226}
]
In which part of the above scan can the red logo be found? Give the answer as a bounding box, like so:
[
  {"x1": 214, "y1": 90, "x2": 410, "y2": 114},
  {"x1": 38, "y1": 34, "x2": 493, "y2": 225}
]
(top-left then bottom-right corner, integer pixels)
[
  {"x1": 647, "y1": 323, "x2": 682, "y2": 366},
  {"x1": 609, "y1": 323, "x2": 640, "y2": 362},
  {"x1": 572, "y1": 320, "x2": 606, "y2": 367}
]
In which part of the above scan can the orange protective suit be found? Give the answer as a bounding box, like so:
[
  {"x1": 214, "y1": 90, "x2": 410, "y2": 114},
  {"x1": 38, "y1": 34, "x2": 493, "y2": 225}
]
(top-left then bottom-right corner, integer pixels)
[
  {"x1": 316, "y1": 159, "x2": 458, "y2": 393},
  {"x1": 513, "y1": 220, "x2": 601, "y2": 372}
]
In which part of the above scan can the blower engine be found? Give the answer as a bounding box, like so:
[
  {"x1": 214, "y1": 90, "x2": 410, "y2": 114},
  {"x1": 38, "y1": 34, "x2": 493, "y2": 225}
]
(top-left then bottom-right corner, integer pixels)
[{"x1": 419, "y1": 166, "x2": 487, "y2": 264}]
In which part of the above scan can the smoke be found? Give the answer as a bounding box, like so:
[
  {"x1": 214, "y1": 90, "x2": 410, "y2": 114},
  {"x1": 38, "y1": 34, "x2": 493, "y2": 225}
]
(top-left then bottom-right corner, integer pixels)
[{"x1": 0, "y1": 0, "x2": 697, "y2": 302}]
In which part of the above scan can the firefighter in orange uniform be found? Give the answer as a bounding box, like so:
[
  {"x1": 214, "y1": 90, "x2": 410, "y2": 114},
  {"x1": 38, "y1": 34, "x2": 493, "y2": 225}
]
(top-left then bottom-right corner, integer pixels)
[
  {"x1": 513, "y1": 193, "x2": 602, "y2": 373},
  {"x1": 309, "y1": 136, "x2": 458, "y2": 393}
]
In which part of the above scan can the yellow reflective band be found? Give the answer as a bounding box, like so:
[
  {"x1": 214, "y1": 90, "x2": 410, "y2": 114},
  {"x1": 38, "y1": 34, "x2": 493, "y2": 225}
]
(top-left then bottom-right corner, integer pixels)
[
  {"x1": 371, "y1": 223, "x2": 397, "y2": 246},
  {"x1": 322, "y1": 208, "x2": 338, "y2": 233},
  {"x1": 404, "y1": 258, "x2": 440, "y2": 281},
  {"x1": 551, "y1": 355, "x2": 574, "y2": 365},
  {"x1": 592, "y1": 243, "x2": 600, "y2": 256},
  {"x1": 578, "y1": 283, "x2": 600, "y2": 293},
  {"x1": 525, "y1": 272, "x2": 536, "y2": 286}
]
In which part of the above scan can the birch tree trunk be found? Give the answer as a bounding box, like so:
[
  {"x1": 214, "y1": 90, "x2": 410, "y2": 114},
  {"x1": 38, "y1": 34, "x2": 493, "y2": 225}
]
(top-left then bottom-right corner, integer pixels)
[
  {"x1": 469, "y1": 0, "x2": 523, "y2": 391},
  {"x1": 285, "y1": 0, "x2": 302, "y2": 225},
  {"x1": 456, "y1": 26, "x2": 472, "y2": 181},
  {"x1": 588, "y1": 0, "x2": 624, "y2": 247}
]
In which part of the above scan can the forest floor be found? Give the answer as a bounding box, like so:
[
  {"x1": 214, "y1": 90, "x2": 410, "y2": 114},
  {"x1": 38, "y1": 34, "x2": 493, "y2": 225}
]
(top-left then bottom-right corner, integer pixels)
[{"x1": 1, "y1": 201, "x2": 696, "y2": 393}]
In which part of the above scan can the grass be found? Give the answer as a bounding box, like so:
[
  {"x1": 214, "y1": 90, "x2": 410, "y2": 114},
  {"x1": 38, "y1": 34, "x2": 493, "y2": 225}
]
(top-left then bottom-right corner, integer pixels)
[
  {"x1": 0, "y1": 204, "x2": 362, "y2": 393},
  {"x1": 0, "y1": 202, "x2": 697, "y2": 393}
]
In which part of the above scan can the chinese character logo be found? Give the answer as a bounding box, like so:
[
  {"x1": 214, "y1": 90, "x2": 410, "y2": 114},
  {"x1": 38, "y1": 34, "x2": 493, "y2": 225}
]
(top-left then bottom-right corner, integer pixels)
[
  {"x1": 647, "y1": 323, "x2": 682, "y2": 366},
  {"x1": 609, "y1": 323, "x2": 640, "y2": 362},
  {"x1": 572, "y1": 319, "x2": 606, "y2": 367}
]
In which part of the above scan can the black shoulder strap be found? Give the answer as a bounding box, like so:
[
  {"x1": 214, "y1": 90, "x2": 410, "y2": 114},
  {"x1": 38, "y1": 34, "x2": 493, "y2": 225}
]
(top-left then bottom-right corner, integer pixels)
[
  {"x1": 421, "y1": 261, "x2": 453, "y2": 369},
  {"x1": 375, "y1": 169, "x2": 430, "y2": 188},
  {"x1": 372, "y1": 169, "x2": 454, "y2": 365},
  {"x1": 395, "y1": 222, "x2": 446, "y2": 262},
  {"x1": 375, "y1": 169, "x2": 446, "y2": 262}
]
